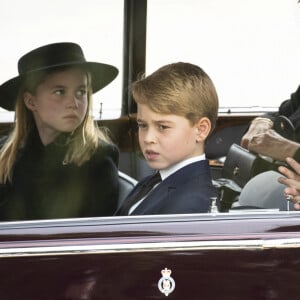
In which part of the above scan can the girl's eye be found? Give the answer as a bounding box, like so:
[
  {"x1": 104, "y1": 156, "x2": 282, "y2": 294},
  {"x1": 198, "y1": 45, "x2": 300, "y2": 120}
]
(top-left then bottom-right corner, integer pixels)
[
  {"x1": 76, "y1": 89, "x2": 87, "y2": 98},
  {"x1": 54, "y1": 89, "x2": 64, "y2": 95}
]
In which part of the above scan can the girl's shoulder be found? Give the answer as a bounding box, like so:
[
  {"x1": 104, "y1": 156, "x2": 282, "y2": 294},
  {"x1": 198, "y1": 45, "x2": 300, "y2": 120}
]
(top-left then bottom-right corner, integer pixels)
[{"x1": 93, "y1": 141, "x2": 119, "y2": 165}]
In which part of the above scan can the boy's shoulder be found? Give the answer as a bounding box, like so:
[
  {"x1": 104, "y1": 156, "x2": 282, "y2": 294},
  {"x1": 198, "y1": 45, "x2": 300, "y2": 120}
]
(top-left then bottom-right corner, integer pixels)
[{"x1": 162, "y1": 160, "x2": 211, "y2": 182}]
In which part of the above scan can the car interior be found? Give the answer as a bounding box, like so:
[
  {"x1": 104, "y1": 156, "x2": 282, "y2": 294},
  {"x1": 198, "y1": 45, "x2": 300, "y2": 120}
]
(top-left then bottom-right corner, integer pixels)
[{"x1": 0, "y1": 0, "x2": 299, "y2": 218}]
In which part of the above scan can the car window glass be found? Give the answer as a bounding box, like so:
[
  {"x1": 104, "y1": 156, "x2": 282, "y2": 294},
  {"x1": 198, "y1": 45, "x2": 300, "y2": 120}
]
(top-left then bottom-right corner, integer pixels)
[
  {"x1": 0, "y1": 0, "x2": 123, "y2": 121},
  {"x1": 147, "y1": 0, "x2": 300, "y2": 112}
]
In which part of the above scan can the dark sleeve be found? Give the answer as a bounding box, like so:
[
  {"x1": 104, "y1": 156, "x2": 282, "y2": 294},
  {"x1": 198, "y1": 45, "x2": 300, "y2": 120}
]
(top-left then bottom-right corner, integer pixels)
[
  {"x1": 108, "y1": 143, "x2": 119, "y2": 166},
  {"x1": 278, "y1": 85, "x2": 300, "y2": 118},
  {"x1": 241, "y1": 86, "x2": 300, "y2": 141},
  {"x1": 0, "y1": 181, "x2": 14, "y2": 220},
  {"x1": 293, "y1": 148, "x2": 300, "y2": 163},
  {"x1": 255, "y1": 86, "x2": 300, "y2": 122},
  {"x1": 0, "y1": 184, "x2": 11, "y2": 203},
  {"x1": 85, "y1": 143, "x2": 120, "y2": 216}
]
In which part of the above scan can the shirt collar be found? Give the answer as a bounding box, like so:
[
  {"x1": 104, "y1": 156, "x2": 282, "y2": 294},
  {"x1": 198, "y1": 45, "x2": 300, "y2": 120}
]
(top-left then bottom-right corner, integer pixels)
[{"x1": 159, "y1": 154, "x2": 206, "y2": 181}]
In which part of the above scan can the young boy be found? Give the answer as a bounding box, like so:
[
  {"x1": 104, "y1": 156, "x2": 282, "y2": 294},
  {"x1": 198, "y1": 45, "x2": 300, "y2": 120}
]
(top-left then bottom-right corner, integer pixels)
[{"x1": 115, "y1": 62, "x2": 219, "y2": 215}]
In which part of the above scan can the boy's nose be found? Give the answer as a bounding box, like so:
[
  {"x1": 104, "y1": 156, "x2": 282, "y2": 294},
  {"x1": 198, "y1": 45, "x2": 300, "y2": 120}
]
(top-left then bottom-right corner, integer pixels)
[{"x1": 143, "y1": 129, "x2": 156, "y2": 144}]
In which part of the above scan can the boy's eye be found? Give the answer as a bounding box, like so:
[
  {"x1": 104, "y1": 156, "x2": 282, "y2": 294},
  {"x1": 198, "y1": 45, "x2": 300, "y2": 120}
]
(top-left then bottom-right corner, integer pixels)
[
  {"x1": 137, "y1": 122, "x2": 147, "y2": 129},
  {"x1": 158, "y1": 124, "x2": 169, "y2": 130}
]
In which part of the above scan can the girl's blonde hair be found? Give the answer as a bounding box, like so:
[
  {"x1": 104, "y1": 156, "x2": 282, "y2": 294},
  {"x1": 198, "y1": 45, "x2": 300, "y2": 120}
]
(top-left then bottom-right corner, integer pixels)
[{"x1": 0, "y1": 67, "x2": 112, "y2": 183}]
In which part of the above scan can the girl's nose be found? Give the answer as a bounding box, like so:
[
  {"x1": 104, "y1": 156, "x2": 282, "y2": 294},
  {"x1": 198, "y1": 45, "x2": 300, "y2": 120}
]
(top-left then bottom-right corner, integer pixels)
[{"x1": 67, "y1": 95, "x2": 79, "y2": 109}]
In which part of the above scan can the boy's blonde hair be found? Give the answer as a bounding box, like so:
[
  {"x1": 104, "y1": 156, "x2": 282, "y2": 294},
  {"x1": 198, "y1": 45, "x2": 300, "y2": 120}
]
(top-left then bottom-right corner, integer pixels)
[
  {"x1": 0, "y1": 67, "x2": 112, "y2": 183},
  {"x1": 132, "y1": 62, "x2": 218, "y2": 131}
]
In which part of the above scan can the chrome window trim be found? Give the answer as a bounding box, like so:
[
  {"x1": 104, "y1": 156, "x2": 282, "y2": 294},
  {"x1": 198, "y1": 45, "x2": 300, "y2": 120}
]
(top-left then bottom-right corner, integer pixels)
[
  {"x1": 1, "y1": 238, "x2": 300, "y2": 258},
  {"x1": 0, "y1": 211, "x2": 300, "y2": 230}
]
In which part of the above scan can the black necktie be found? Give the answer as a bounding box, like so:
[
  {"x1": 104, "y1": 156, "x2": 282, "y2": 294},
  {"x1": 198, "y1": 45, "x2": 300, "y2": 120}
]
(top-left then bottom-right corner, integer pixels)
[{"x1": 117, "y1": 172, "x2": 161, "y2": 215}]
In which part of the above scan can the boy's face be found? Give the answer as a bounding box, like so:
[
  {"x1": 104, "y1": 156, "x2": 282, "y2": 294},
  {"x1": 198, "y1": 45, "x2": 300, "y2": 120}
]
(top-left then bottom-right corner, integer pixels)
[{"x1": 137, "y1": 103, "x2": 208, "y2": 170}]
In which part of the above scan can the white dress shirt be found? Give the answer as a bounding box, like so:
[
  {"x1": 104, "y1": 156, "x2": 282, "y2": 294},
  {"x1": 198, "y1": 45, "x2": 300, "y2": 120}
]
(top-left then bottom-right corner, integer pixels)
[{"x1": 129, "y1": 154, "x2": 206, "y2": 214}]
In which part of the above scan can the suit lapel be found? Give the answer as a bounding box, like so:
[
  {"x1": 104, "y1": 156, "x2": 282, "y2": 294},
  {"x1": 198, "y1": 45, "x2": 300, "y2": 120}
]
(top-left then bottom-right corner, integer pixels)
[
  {"x1": 132, "y1": 179, "x2": 176, "y2": 214},
  {"x1": 132, "y1": 160, "x2": 210, "y2": 214}
]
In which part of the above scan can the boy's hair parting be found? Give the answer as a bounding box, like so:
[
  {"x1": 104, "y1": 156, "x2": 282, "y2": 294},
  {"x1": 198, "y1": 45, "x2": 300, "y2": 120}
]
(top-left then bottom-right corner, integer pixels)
[{"x1": 131, "y1": 62, "x2": 219, "y2": 132}]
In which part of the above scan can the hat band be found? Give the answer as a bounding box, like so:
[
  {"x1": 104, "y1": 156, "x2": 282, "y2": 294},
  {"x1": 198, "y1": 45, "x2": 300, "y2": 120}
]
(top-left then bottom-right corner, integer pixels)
[{"x1": 19, "y1": 52, "x2": 86, "y2": 75}]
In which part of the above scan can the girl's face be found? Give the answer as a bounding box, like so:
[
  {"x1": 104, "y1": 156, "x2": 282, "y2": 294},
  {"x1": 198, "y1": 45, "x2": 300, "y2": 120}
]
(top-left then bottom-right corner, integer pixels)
[
  {"x1": 137, "y1": 103, "x2": 209, "y2": 170},
  {"x1": 24, "y1": 68, "x2": 88, "y2": 145}
]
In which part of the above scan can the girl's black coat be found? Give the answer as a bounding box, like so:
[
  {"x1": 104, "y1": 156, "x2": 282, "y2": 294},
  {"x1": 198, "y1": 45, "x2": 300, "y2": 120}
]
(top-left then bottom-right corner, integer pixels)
[{"x1": 0, "y1": 131, "x2": 119, "y2": 221}]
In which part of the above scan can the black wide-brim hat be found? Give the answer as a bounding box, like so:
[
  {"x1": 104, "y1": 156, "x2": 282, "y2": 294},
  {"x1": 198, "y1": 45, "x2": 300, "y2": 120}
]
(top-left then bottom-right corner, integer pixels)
[{"x1": 0, "y1": 42, "x2": 119, "y2": 111}]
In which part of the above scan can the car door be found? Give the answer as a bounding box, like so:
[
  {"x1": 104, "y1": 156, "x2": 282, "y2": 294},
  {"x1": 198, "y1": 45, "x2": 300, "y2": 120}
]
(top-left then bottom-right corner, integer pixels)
[{"x1": 1, "y1": 212, "x2": 300, "y2": 299}]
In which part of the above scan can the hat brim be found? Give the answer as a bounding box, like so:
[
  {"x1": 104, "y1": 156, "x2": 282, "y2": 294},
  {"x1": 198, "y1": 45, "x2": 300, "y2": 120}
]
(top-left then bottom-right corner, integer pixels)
[{"x1": 0, "y1": 62, "x2": 118, "y2": 111}]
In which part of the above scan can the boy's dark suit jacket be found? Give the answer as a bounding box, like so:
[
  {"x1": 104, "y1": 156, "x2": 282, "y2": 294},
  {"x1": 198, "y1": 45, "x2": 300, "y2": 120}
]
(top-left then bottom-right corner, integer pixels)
[{"x1": 116, "y1": 160, "x2": 217, "y2": 215}]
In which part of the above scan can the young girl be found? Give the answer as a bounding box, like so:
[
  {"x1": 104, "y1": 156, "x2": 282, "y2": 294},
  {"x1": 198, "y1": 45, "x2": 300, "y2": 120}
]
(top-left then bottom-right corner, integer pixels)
[{"x1": 0, "y1": 42, "x2": 119, "y2": 220}]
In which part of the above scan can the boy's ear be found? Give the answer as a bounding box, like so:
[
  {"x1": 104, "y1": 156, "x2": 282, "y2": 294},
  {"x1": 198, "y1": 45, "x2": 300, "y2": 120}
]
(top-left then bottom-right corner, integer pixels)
[
  {"x1": 195, "y1": 117, "x2": 211, "y2": 142},
  {"x1": 23, "y1": 92, "x2": 36, "y2": 111}
]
